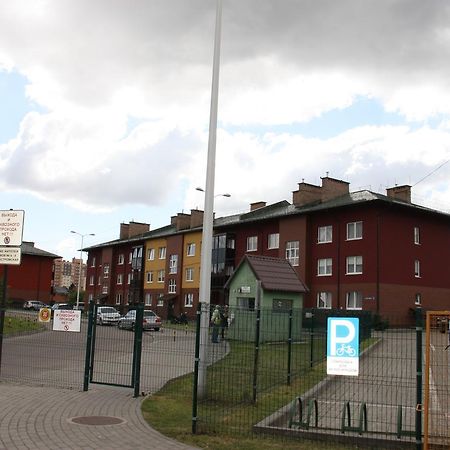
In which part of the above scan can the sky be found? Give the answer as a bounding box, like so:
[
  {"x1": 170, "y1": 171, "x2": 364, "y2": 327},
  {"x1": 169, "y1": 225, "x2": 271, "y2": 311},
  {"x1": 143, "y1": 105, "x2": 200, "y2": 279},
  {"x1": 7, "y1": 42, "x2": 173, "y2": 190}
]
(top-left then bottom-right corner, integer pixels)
[{"x1": 0, "y1": 0, "x2": 449, "y2": 261}]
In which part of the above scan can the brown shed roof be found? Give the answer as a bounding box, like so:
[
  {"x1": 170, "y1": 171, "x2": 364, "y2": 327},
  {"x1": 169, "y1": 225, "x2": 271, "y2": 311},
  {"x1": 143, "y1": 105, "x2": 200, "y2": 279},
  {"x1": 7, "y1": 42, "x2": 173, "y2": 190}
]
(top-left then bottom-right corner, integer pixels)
[{"x1": 226, "y1": 255, "x2": 308, "y2": 293}]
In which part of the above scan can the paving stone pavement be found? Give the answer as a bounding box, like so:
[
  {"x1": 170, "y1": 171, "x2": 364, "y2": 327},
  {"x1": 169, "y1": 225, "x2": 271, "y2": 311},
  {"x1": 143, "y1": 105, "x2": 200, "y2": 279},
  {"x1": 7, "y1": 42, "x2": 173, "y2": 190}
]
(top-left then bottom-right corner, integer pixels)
[{"x1": 0, "y1": 382, "x2": 199, "y2": 450}]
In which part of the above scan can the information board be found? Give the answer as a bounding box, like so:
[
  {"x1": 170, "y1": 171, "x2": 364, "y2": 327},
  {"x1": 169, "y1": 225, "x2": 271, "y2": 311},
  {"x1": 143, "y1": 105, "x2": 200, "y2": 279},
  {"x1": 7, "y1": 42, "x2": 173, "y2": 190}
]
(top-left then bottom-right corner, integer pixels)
[
  {"x1": 0, "y1": 246, "x2": 21, "y2": 265},
  {"x1": 53, "y1": 310, "x2": 81, "y2": 332},
  {"x1": 0, "y1": 210, "x2": 24, "y2": 246}
]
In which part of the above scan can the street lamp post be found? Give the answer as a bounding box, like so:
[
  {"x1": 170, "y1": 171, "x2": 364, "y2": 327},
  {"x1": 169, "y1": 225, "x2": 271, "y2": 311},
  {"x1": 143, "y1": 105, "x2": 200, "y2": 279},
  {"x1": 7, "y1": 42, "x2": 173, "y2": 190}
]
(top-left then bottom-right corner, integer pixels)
[
  {"x1": 195, "y1": 187, "x2": 231, "y2": 198},
  {"x1": 197, "y1": 0, "x2": 223, "y2": 399},
  {"x1": 70, "y1": 231, "x2": 95, "y2": 310}
]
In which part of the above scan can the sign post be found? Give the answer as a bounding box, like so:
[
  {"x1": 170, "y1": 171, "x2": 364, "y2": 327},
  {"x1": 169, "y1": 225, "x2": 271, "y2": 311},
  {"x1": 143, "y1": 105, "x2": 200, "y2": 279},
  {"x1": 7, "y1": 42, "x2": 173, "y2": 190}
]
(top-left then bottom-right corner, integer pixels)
[
  {"x1": 327, "y1": 317, "x2": 360, "y2": 376},
  {"x1": 0, "y1": 209, "x2": 25, "y2": 374}
]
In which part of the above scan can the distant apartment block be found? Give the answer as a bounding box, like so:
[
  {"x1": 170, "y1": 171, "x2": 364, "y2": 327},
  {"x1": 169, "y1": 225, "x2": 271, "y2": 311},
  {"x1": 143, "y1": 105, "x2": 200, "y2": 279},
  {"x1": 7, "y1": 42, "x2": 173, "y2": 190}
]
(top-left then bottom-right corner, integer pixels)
[{"x1": 53, "y1": 257, "x2": 87, "y2": 290}]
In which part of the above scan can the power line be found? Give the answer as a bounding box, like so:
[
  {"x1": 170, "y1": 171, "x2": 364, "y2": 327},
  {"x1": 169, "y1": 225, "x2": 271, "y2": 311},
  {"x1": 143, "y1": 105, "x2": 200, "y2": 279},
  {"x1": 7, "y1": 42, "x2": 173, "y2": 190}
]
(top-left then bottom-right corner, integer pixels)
[{"x1": 413, "y1": 159, "x2": 450, "y2": 187}]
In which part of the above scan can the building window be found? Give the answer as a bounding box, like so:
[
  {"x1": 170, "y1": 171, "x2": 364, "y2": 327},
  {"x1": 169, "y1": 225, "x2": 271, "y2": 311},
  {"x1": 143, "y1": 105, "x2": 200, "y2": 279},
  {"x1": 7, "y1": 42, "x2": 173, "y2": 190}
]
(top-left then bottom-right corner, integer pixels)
[
  {"x1": 89, "y1": 275, "x2": 94, "y2": 286},
  {"x1": 145, "y1": 293, "x2": 152, "y2": 306},
  {"x1": 146, "y1": 271, "x2": 153, "y2": 283},
  {"x1": 347, "y1": 221, "x2": 363, "y2": 240},
  {"x1": 415, "y1": 260, "x2": 421, "y2": 278},
  {"x1": 102, "y1": 285, "x2": 108, "y2": 295},
  {"x1": 168, "y1": 279, "x2": 176, "y2": 294},
  {"x1": 415, "y1": 293, "x2": 421, "y2": 305},
  {"x1": 267, "y1": 233, "x2": 279, "y2": 249},
  {"x1": 157, "y1": 270, "x2": 165, "y2": 283},
  {"x1": 285, "y1": 241, "x2": 299, "y2": 266},
  {"x1": 237, "y1": 297, "x2": 255, "y2": 311},
  {"x1": 127, "y1": 293, "x2": 131, "y2": 304},
  {"x1": 187, "y1": 243, "x2": 196, "y2": 256},
  {"x1": 157, "y1": 294, "x2": 164, "y2": 307},
  {"x1": 98, "y1": 276, "x2": 102, "y2": 285},
  {"x1": 91, "y1": 257, "x2": 96, "y2": 267},
  {"x1": 118, "y1": 254, "x2": 124, "y2": 265},
  {"x1": 346, "y1": 256, "x2": 363, "y2": 274},
  {"x1": 117, "y1": 274, "x2": 123, "y2": 285},
  {"x1": 318, "y1": 225, "x2": 332, "y2": 243},
  {"x1": 346, "y1": 291, "x2": 362, "y2": 310},
  {"x1": 88, "y1": 293, "x2": 94, "y2": 302},
  {"x1": 116, "y1": 293, "x2": 122, "y2": 305},
  {"x1": 414, "y1": 227, "x2": 420, "y2": 245},
  {"x1": 272, "y1": 299, "x2": 293, "y2": 312},
  {"x1": 103, "y1": 264, "x2": 109, "y2": 278},
  {"x1": 185, "y1": 267, "x2": 194, "y2": 282},
  {"x1": 317, "y1": 258, "x2": 332, "y2": 276},
  {"x1": 128, "y1": 252, "x2": 132, "y2": 264},
  {"x1": 158, "y1": 247, "x2": 166, "y2": 259},
  {"x1": 147, "y1": 248, "x2": 155, "y2": 261},
  {"x1": 247, "y1": 236, "x2": 258, "y2": 252},
  {"x1": 317, "y1": 292, "x2": 332, "y2": 309},
  {"x1": 127, "y1": 273, "x2": 132, "y2": 284},
  {"x1": 185, "y1": 293, "x2": 194, "y2": 307},
  {"x1": 169, "y1": 255, "x2": 178, "y2": 274}
]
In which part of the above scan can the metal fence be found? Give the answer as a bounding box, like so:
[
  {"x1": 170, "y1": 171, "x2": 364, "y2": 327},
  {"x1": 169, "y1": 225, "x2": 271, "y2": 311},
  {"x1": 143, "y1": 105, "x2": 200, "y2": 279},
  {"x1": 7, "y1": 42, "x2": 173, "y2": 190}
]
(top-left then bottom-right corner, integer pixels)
[{"x1": 193, "y1": 305, "x2": 430, "y2": 450}]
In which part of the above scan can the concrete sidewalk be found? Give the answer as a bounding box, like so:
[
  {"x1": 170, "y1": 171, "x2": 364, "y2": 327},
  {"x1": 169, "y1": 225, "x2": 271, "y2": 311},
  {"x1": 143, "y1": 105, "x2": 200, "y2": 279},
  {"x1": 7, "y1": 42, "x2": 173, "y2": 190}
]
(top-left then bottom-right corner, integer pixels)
[{"x1": 0, "y1": 382, "x2": 199, "y2": 450}]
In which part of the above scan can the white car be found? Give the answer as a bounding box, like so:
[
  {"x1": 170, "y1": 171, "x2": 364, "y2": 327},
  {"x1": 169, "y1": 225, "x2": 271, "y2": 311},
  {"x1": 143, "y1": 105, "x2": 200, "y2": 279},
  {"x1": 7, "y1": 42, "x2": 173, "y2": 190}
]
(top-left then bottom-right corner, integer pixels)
[
  {"x1": 118, "y1": 310, "x2": 162, "y2": 331},
  {"x1": 96, "y1": 306, "x2": 121, "y2": 325}
]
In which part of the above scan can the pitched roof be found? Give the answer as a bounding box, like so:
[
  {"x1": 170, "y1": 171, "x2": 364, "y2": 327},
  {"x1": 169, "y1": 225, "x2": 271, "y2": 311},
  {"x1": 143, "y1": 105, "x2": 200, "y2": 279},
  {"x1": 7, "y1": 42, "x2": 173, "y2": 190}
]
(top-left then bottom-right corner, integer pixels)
[
  {"x1": 226, "y1": 255, "x2": 308, "y2": 293},
  {"x1": 21, "y1": 241, "x2": 60, "y2": 258}
]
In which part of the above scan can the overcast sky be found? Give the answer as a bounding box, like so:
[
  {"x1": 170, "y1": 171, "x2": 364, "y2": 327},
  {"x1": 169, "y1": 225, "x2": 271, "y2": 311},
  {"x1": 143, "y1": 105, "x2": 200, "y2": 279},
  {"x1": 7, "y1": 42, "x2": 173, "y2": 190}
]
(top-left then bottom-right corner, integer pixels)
[{"x1": 0, "y1": 0, "x2": 449, "y2": 260}]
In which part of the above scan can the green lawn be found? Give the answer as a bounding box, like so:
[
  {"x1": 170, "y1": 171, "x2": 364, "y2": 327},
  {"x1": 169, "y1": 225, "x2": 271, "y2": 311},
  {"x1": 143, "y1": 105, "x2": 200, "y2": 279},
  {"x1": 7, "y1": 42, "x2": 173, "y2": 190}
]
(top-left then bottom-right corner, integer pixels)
[
  {"x1": 3, "y1": 315, "x2": 44, "y2": 335},
  {"x1": 142, "y1": 336, "x2": 361, "y2": 450}
]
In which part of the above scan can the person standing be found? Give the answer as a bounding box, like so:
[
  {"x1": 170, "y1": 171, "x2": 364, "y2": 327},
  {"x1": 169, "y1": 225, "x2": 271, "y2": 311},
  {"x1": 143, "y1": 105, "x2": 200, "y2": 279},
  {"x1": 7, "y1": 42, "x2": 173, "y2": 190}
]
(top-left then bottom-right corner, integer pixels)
[
  {"x1": 211, "y1": 306, "x2": 221, "y2": 343},
  {"x1": 220, "y1": 305, "x2": 229, "y2": 340}
]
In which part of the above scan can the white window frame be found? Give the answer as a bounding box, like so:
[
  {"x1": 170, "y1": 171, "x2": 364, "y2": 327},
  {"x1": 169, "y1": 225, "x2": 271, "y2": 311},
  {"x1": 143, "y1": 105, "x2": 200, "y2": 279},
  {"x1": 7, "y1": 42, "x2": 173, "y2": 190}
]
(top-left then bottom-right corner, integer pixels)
[
  {"x1": 147, "y1": 248, "x2": 155, "y2": 260},
  {"x1": 158, "y1": 247, "x2": 166, "y2": 259},
  {"x1": 89, "y1": 275, "x2": 94, "y2": 286},
  {"x1": 102, "y1": 284, "x2": 108, "y2": 295},
  {"x1": 91, "y1": 257, "x2": 96, "y2": 267},
  {"x1": 415, "y1": 260, "x2": 421, "y2": 278},
  {"x1": 185, "y1": 267, "x2": 194, "y2": 282},
  {"x1": 415, "y1": 293, "x2": 421, "y2": 305},
  {"x1": 186, "y1": 243, "x2": 196, "y2": 256},
  {"x1": 115, "y1": 293, "x2": 122, "y2": 305},
  {"x1": 118, "y1": 254, "x2": 124, "y2": 265},
  {"x1": 145, "y1": 293, "x2": 152, "y2": 306},
  {"x1": 185, "y1": 293, "x2": 194, "y2": 307},
  {"x1": 117, "y1": 273, "x2": 123, "y2": 285},
  {"x1": 98, "y1": 276, "x2": 102, "y2": 285},
  {"x1": 128, "y1": 252, "x2": 132, "y2": 264},
  {"x1": 317, "y1": 292, "x2": 332, "y2": 309},
  {"x1": 347, "y1": 221, "x2": 363, "y2": 240},
  {"x1": 414, "y1": 227, "x2": 420, "y2": 245},
  {"x1": 168, "y1": 279, "x2": 176, "y2": 294},
  {"x1": 267, "y1": 233, "x2": 280, "y2": 249},
  {"x1": 317, "y1": 258, "x2": 332, "y2": 276},
  {"x1": 346, "y1": 256, "x2": 363, "y2": 274},
  {"x1": 346, "y1": 291, "x2": 362, "y2": 310},
  {"x1": 88, "y1": 293, "x2": 94, "y2": 302},
  {"x1": 157, "y1": 295, "x2": 164, "y2": 307},
  {"x1": 285, "y1": 241, "x2": 299, "y2": 266},
  {"x1": 246, "y1": 236, "x2": 258, "y2": 252},
  {"x1": 318, "y1": 225, "x2": 332, "y2": 244},
  {"x1": 157, "y1": 270, "x2": 165, "y2": 283},
  {"x1": 146, "y1": 271, "x2": 153, "y2": 283},
  {"x1": 127, "y1": 273, "x2": 132, "y2": 285},
  {"x1": 169, "y1": 254, "x2": 178, "y2": 274},
  {"x1": 103, "y1": 264, "x2": 109, "y2": 278}
]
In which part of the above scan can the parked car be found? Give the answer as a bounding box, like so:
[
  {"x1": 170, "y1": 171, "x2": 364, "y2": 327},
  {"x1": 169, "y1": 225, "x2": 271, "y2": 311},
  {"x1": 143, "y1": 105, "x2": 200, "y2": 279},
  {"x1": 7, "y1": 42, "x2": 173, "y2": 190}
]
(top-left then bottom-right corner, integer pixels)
[
  {"x1": 23, "y1": 300, "x2": 48, "y2": 311},
  {"x1": 118, "y1": 309, "x2": 162, "y2": 331},
  {"x1": 51, "y1": 303, "x2": 73, "y2": 311},
  {"x1": 96, "y1": 306, "x2": 121, "y2": 325}
]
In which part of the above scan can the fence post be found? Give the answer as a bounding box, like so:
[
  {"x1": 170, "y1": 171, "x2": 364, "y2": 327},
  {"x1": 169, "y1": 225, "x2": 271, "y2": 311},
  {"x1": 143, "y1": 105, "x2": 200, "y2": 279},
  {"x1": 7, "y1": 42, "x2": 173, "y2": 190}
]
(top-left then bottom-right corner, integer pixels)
[
  {"x1": 89, "y1": 303, "x2": 98, "y2": 383},
  {"x1": 133, "y1": 304, "x2": 144, "y2": 398},
  {"x1": 310, "y1": 312, "x2": 314, "y2": 368},
  {"x1": 252, "y1": 306, "x2": 261, "y2": 403},
  {"x1": 287, "y1": 308, "x2": 293, "y2": 385},
  {"x1": 83, "y1": 300, "x2": 95, "y2": 391},
  {"x1": 192, "y1": 302, "x2": 202, "y2": 434},
  {"x1": 415, "y1": 306, "x2": 423, "y2": 450}
]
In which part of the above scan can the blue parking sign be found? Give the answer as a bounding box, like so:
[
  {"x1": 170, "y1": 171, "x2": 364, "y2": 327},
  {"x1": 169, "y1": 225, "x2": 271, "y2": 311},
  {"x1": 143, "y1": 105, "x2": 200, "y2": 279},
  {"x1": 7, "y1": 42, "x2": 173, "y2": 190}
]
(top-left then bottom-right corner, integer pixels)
[{"x1": 327, "y1": 317, "x2": 359, "y2": 376}]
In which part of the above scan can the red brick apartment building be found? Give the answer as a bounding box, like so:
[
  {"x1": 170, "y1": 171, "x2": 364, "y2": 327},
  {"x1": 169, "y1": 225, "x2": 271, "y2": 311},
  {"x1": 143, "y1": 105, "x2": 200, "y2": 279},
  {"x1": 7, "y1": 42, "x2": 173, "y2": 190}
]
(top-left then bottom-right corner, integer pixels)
[
  {"x1": 84, "y1": 177, "x2": 450, "y2": 323},
  {"x1": 0, "y1": 241, "x2": 60, "y2": 306}
]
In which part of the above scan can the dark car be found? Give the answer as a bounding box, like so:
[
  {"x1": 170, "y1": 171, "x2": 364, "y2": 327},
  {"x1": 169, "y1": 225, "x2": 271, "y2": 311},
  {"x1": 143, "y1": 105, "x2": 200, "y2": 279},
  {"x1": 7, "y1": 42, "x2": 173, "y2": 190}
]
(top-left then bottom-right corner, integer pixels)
[{"x1": 23, "y1": 300, "x2": 48, "y2": 311}]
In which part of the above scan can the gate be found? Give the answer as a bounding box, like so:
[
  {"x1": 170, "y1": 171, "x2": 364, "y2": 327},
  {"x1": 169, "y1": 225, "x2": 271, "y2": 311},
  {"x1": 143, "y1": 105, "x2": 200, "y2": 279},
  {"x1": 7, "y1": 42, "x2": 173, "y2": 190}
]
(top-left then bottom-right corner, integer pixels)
[
  {"x1": 83, "y1": 301, "x2": 144, "y2": 397},
  {"x1": 424, "y1": 311, "x2": 450, "y2": 449}
]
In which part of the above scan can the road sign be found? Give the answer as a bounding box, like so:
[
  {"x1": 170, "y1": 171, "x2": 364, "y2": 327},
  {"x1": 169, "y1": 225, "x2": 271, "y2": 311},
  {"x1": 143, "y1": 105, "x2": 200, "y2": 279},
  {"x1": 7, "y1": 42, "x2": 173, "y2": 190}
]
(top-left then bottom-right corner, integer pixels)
[
  {"x1": 0, "y1": 246, "x2": 21, "y2": 265},
  {"x1": 53, "y1": 310, "x2": 81, "y2": 332},
  {"x1": 327, "y1": 317, "x2": 359, "y2": 376},
  {"x1": 0, "y1": 210, "x2": 24, "y2": 246},
  {"x1": 38, "y1": 307, "x2": 51, "y2": 323}
]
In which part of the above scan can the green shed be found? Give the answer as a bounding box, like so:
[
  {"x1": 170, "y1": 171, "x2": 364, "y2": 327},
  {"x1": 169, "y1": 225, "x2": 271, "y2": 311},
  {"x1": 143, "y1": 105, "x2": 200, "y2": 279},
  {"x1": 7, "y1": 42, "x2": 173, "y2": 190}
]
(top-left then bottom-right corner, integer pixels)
[{"x1": 224, "y1": 255, "x2": 308, "y2": 343}]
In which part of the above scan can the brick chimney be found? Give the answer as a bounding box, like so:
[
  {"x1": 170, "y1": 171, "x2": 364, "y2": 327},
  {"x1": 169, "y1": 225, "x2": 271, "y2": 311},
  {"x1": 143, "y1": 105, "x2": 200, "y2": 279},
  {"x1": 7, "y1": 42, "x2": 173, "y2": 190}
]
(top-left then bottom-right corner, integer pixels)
[
  {"x1": 119, "y1": 222, "x2": 150, "y2": 239},
  {"x1": 250, "y1": 201, "x2": 266, "y2": 211},
  {"x1": 175, "y1": 213, "x2": 191, "y2": 231},
  {"x1": 190, "y1": 209, "x2": 204, "y2": 228},
  {"x1": 292, "y1": 176, "x2": 350, "y2": 206},
  {"x1": 386, "y1": 185, "x2": 411, "y2": 203}
]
